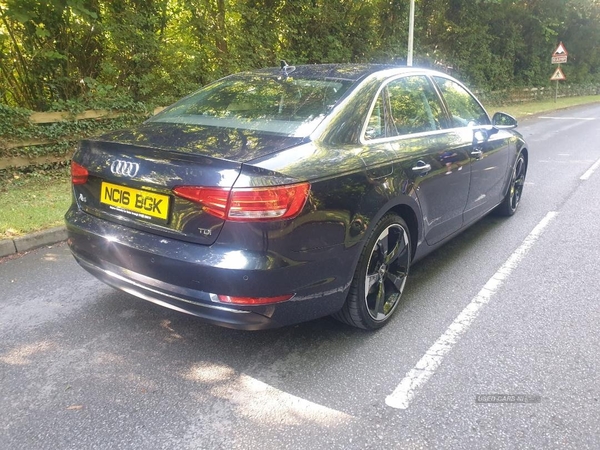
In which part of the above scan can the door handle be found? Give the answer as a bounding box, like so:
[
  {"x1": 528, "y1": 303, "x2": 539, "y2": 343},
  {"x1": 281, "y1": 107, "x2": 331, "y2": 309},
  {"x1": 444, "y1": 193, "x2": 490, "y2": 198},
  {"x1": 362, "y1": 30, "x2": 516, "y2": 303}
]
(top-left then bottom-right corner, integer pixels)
[
  {"x1": 471, "y1": 149, "x2": 483, "y2": 159},
  {"x1": 412, "y1": 161, "x2": 431, "y2": 174}
]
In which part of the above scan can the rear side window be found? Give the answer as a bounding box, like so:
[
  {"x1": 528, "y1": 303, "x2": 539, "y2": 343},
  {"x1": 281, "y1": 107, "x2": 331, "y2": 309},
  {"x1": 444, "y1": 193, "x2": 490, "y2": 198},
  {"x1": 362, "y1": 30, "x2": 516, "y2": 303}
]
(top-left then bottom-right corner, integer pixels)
[
  {"x1": 364, "y1": 75, "x2": 446, "y2": 140},
  {"x1": 433, "y1": 77, "x2": 490, "y2": 128}
]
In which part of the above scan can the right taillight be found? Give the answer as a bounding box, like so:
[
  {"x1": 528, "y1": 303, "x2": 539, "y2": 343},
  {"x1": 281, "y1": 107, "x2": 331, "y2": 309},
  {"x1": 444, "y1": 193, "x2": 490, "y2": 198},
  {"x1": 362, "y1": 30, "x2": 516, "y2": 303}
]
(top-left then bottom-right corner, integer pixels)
[
  {"x1": 71, "y1": 161, "x2": 89, "y2": 185},
  {"x1": 173, "y1": 182, "x2": 310, "y2": 222}
]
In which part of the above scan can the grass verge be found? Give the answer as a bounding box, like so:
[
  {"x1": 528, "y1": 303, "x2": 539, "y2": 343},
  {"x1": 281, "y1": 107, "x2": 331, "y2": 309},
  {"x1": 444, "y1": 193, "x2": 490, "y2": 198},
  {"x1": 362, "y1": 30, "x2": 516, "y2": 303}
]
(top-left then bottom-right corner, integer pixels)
[
  {"x1": 485, "y1": 95, "x2": 600, "y2": 118},
  {"x1": 0, "y1": 95, "x2": 598, "y2": 240},
  {"x1": 0, "y1": 168, "x2": 71, "y2": 240}
]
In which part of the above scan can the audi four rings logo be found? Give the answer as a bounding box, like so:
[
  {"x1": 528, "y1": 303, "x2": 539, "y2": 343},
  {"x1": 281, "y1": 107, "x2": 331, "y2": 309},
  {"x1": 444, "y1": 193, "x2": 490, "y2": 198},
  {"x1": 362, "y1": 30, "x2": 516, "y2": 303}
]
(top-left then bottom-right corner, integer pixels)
[{"x1": 110, "y1": 160, "x2": 140, "y2": 177}]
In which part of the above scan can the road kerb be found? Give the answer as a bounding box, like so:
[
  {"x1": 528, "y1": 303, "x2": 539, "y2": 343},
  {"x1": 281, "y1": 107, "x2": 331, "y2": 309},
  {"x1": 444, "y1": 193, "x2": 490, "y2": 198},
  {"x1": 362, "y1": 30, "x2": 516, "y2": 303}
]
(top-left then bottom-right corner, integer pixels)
[
  {"x1": 1, "y1": 226, "x2": 67, "y2": 257},
  {"x1": 0, "y1": 239, "x2": 17, "y2": 258}
]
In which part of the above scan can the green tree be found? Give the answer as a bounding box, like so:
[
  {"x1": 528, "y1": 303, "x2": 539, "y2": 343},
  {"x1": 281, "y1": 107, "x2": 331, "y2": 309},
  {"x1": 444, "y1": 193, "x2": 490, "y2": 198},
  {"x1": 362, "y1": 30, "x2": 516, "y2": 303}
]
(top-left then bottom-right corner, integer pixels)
[
  {"x1": 1, "y1": 0, "x2": 599, "y2": 110},
  {"x1": 0, "y1": 0, "x2": 101, "y2": 109}
]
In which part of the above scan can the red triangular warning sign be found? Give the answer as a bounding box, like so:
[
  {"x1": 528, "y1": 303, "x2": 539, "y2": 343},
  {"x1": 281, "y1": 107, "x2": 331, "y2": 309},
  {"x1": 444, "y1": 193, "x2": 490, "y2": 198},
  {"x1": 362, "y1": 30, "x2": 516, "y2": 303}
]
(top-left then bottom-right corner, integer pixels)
[
  {"x1": 550, "y1": 67, "x2": 566, "y2": 81},
  {"x1": 553, "y1": 42, "x2": 568, "y2": 57}
]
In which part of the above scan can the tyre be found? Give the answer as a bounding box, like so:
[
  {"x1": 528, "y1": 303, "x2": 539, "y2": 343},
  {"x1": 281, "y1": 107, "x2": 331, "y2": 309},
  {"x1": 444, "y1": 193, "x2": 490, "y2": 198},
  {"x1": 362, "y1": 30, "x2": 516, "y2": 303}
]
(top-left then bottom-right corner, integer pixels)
[
  {"x1": 334, "y1": 214, "x2": 411, "y2": 329},
  {"x1": 495, "y1": 153, "x2": 526, "y2": 217}
]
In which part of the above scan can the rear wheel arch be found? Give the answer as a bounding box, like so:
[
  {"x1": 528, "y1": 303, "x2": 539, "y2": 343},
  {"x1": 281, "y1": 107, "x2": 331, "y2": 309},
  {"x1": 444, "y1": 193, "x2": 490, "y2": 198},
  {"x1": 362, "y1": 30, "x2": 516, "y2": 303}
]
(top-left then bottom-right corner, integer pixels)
[
  {"x1": 358, "y1": 199, "x2": 421, "y2": 262},
  {"x1": 343, "y1": 193, "x2": 421, "y2": 288},
  {"x1": 389, "y1": 203, "x2": 419, "y2": 261}
]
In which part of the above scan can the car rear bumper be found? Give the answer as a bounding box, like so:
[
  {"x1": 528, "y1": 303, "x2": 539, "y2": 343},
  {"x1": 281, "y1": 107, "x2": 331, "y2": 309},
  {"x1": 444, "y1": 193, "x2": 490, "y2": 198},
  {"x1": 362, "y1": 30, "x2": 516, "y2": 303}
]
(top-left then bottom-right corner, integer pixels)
[{"x1": 65, "y1": 208, "x2": 355, "y2": 330}]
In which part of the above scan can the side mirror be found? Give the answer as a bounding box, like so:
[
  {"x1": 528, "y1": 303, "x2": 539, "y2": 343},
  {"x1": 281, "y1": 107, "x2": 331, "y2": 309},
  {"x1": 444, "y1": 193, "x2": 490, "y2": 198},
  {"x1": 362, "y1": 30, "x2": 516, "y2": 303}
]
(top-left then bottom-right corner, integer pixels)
[{"x1": 492, "y1": 112, "x2": 518, "y2": 129}]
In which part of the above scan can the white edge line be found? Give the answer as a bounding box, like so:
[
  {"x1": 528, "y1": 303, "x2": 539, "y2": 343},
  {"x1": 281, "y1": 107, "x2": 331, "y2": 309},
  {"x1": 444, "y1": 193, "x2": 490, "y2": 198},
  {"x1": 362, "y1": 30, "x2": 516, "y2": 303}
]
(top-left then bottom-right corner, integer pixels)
[
  {"x1": 580, "y1": 157, "x2": 600, "y2": 181},
  {"x1": 385, "y1": 211, "x2": 559, "y2": 410},
  {"x1": 538, "y1": 116, "x2": 595, "y2": 121}
]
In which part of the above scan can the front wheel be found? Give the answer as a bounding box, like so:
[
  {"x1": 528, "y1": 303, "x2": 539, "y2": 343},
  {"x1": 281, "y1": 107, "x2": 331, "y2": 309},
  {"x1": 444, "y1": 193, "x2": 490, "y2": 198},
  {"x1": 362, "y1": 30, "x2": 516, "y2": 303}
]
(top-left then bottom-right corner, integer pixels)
[
  {"x1": 496, "y1": 153, "x2": 526, "y2": 217},
  {"x1": 333, "y1": 214, "x2": 411, "y2": 330}
]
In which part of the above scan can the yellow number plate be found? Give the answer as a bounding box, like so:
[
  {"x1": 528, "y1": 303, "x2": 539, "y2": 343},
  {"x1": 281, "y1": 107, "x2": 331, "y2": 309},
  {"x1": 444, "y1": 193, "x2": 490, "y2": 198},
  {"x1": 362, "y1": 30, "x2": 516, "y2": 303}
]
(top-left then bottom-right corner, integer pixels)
[{"x1": 100, "y1": 181, "x2": 170, "y2": 222}]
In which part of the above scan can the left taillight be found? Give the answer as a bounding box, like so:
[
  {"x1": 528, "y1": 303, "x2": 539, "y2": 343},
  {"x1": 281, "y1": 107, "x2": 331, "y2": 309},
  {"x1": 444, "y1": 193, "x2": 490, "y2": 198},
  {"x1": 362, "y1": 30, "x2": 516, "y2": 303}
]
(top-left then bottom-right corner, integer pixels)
[
  {"x1": 173, "y1": 182, "x2": 310, "y2": 222},
  {"x1": 71, "y1": 161, "x2": 88, "y2": 185}
]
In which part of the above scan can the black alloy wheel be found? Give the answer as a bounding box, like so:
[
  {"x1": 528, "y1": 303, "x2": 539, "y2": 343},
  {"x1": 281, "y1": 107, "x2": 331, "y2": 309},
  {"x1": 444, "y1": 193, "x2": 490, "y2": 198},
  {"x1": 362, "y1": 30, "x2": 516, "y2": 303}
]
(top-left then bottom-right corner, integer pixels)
[{"x1": 334, "y1": 214, "x2": 411, "y2": 329}]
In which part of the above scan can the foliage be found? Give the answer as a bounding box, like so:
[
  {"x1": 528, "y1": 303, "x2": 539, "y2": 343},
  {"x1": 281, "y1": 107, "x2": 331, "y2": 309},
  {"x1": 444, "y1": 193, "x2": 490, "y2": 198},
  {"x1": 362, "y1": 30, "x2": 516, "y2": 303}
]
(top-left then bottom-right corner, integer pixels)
[
  {"x1": 0, "y1": 103, "x2": 31, "y2": 137},
  {"x1": 0, "y1": 98, "x2": 151, "y2": 163},
  {"x1": 1, "y1": 0, "x2": 600, "y2": 111}
]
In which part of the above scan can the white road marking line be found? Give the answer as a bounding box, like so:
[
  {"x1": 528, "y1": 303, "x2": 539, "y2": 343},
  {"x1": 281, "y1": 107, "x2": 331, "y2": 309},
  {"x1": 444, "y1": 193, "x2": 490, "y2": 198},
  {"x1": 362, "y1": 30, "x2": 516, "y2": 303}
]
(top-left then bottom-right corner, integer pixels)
[
  {"x1": 385, "y1": 211, "x2": 559, "y2": 410},
  {"x1": 538, "y1": 160, "x2": 595, "y2": 163},
  {"x1": 580, "y1": 157, "x2": 600, "y2": 181},
  {"x1": 538, "y1": 116, "x2": 595, "y2": 120}
]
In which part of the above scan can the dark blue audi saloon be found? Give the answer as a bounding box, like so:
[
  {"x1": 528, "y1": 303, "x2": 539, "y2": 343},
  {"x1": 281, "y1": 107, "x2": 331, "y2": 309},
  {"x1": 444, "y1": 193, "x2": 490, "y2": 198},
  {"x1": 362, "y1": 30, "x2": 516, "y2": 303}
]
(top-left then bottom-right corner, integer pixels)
[{"x1": 65, "y1": 64, "x2": 527, "y2": 330}]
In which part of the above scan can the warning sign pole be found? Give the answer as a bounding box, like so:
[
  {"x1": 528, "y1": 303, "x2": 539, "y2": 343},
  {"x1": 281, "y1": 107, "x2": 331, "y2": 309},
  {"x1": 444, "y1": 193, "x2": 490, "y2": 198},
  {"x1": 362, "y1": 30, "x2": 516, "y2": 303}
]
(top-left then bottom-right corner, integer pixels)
[{"x1": 551, "y1": 67, "x2": 567, "y2": 103}]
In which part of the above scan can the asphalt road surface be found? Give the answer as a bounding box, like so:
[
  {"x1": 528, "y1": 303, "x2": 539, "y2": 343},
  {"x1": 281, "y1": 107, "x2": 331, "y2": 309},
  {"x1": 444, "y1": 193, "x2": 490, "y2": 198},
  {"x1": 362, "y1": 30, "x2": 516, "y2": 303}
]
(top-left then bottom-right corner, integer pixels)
[{"x1": 2, "y1": 103, "x2": 600, "y2": 449}]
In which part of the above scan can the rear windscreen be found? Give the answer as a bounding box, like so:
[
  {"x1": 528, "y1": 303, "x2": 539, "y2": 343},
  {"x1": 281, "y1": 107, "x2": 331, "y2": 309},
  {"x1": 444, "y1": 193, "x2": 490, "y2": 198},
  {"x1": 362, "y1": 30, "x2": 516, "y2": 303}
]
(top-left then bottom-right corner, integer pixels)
[{"x1": 149, "y1": 75, "x2": 352, "y2": 137}]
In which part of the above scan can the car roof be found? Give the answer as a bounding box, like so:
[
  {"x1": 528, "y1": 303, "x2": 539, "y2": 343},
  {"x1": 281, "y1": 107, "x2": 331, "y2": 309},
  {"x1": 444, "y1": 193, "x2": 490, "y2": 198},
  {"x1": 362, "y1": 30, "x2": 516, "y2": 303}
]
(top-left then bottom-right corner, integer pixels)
[{"x1": 242, "y1": 63, "x2": 433, "y2": 82}]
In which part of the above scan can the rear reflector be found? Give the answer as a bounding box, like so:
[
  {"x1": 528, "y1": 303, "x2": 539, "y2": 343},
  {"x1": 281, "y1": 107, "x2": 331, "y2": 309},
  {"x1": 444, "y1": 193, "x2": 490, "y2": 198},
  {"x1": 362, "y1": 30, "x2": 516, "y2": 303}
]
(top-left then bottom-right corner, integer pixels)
[
  {"x1": 71, "y1": 161, "x2": 89, "y2": 185},
  {"x1": 174, "y1": 182, "x2": 310, "y2": 221},
  {"x1": 217, "y1": 294, "x2": 294, "y2": 305}
]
